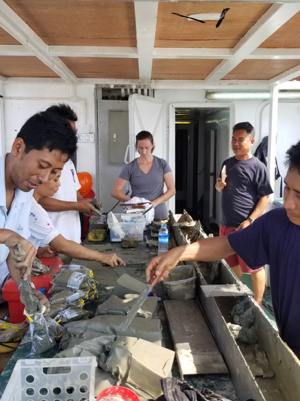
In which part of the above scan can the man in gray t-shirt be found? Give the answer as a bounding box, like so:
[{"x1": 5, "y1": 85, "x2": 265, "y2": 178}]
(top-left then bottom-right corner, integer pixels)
[{"x1": 216, "y1": 122, "x2": 273, "y2": 307}]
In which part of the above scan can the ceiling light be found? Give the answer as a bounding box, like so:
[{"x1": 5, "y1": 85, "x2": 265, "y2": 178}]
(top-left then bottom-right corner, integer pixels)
[{"x1": 206, "y1": 91, "x2": 300, "y2": 100}]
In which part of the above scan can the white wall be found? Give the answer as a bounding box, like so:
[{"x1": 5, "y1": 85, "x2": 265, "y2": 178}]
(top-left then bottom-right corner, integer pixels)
[
  {"x1": 2, "y1": 81, "x2": 97, "y2": 189},
  {"x1": 1, "y1": 82, "x2": 300, "y2": 210}
]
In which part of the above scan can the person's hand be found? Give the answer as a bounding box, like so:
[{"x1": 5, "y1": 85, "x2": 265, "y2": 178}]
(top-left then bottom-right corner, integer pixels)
[
  {"x1": 37, "y1": 246, "x2": 58, "y2": 258},
  {"x1": 145, "y1": 248, "x2": 181, "y2": 283},
  {"x1": 150, "y1": 199, "x2": 159, "y2": 208},
  {"x1": 101, "y1": 253, "x2": 125, "y2": 268},
  {"x1": 4, "y1": 233, "x2": 36, "y2": 279},
  {"x1": 76, "y1": 199, "x2": 97, "y2": 215},
  {"x1": 34, "y1": 290, "x2": 50, "y2": 315},
  {"x1": 236, "y1": 220, "x2": 251, "y2": 231},
  {"x1": 215, "y1": 177, "x2": 226, "y2": 193},
  {"x1": 19, "y1": 285, "x2": 50, "y2": 316}
]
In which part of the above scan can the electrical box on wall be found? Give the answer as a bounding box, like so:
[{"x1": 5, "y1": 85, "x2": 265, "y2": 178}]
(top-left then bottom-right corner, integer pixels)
[
  {"x1": 108, "y1": 110, "x2": 129, "y2": 164},
  {"x1": 77, "y1": 124, "x2": 95, "y2": 143}
]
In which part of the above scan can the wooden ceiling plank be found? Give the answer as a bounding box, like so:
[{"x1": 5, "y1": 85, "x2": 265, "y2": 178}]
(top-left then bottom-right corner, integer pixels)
[
  {"x1": 134, "y1": 1, "x2": 158, "y2": 85},
  {"x1": 0, "y1": 1, "x2": 78, "y2": 84},
  {"x1": 205, "y1": 3, "x2": 300, "y2": 83}
]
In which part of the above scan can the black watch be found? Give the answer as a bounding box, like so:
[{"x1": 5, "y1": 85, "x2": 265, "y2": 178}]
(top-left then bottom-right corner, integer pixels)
[{"x1": 247, "y1": 217, "x2": 254, "y2": 224}]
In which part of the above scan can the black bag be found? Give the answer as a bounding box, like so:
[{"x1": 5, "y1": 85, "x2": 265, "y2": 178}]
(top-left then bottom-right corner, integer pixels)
[{"x1": 254, "y1": 136, "x2": 282, "y2": 196}]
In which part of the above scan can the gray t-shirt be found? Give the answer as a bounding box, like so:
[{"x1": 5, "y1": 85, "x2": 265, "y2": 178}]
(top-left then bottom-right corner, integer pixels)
[
  {"x1": 119, "y1": 156, "x2": 172, "y2": 220},
  {"x1": 220, "y1": 156, "x2": 273, "y2": 227}
]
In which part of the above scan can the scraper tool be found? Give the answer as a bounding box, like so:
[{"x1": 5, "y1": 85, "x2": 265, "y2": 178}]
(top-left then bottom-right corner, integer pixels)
[{"x1": 118, "y1": 284, "x2": 151, "y2": 332}]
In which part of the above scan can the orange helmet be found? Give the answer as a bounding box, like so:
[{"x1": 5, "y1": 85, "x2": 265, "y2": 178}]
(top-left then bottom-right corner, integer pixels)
[{"x1": 77, "y1": 172, "x2": 93, "y2": 197}]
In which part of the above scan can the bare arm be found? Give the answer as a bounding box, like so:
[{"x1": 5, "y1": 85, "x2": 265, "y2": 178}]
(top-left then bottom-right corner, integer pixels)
[
  {"x1": 39, "y1": 195, "x2": 97, "y2": 214},
  {"x1": 77, "y1": 191, "x2": 84, "y2": 201},
  {"x1": 49, "y1": 234, "x2": 125, "y2": 267},
  {"x1": 111, "y1": 177, "x2": 131, "y2": 202},
  {"x1": 151, "y1": 172, "x2": 176, "y2": 208},
  {"x1": 236, "y1": 195, "x2": 270, "y2": 230},
  {"x1": 1, "y1": 230, "x2": 36, "y2": 279},
  {"x1": 146, "y1": 236, "x2": 234, "y2": 281}
]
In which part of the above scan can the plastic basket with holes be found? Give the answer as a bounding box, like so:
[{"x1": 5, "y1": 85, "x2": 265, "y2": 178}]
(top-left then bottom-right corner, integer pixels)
[{"x1": 1, "y1": 356, "x2": 97, "y2": 401}]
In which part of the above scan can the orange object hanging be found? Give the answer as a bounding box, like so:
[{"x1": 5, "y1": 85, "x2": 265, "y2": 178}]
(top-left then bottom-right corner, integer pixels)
[{"x1": 77, "y1": 171, "x2": 93, "y2": 197}]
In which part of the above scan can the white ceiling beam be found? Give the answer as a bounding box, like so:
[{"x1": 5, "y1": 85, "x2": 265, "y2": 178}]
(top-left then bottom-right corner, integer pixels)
[
  {"x1": 134, "y1": 1, "x2": 158, "y2": 85},
  {"x1": 153, "y1": 48, "x2": 232, "y2": 59},
  {"x1": 4, "y1": 45, "x2": 300, "y2": 61},
  {"x1": 60, "y1": 0, "x2": 300, "y2": 3},
  {"x1": 0, "y1": 45, "x2": 33, "y2": 56},
  {"x1": 250, "y1": 48, "x2": 300, "y2": 59},
  {"x1": 2, "y1": 76, "x2": 271, "y2": 90},
  {"x1": 0, "y1": 0, "x2": 78, "y2": 85},
  {"x1": 205, "y1": 3, "x2": 300, "y2": 83},
  {"x1": 150, "y1": 79, "x2": 269, "y2": 90},
  {"x1": 48, "y1": 46, "x2": 138, "y2": 58},
  {"x1": 279, "y1": 81, "x2": 300, "y2": 89},
  {"x1": 269, "y1": 64, "x2": 300, "y2": 85}
]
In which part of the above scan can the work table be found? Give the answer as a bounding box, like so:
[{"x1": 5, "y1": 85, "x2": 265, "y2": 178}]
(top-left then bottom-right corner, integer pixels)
[{"x1": 0, "y1": 234, "x2": 238, "y2": 400}]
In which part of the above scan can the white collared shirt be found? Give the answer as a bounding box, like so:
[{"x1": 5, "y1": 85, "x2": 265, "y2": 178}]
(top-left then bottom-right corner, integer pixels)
[{"x1": 0, "y1": 153, "x2": 33, "y2": 267}]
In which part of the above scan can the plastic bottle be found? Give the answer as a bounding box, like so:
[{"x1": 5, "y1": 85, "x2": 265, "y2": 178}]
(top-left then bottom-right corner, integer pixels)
[{"x1": 158, "y1": 223, "x2": 169, "y2": 255}]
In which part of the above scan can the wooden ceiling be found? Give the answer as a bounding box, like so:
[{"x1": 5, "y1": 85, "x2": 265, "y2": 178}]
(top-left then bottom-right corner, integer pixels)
[{"x1": 0, "y1": 0, "x2": 300, "y2": 88}]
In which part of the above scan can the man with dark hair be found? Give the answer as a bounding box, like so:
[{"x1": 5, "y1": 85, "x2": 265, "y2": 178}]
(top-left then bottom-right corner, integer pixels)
[
  {"x1": 39, "y1": 104, "x2": 96, "y2": 244},
  {"x1": 215, "y1": 121, "x2": 273, "y2": 307},
  {"x1": 146, "y1": 140, "x2": 300, "y2": 359},
  {"x1": 0, "y1": 110, "x2": 77, "y2": 306},
  {"x1": 46, "y1": 103, "x2": 78, "y2": 126}
]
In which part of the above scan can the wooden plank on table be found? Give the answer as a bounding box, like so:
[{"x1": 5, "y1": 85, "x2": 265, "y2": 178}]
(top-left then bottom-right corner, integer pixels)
[
  {"x1": 164, "y1": 299, "x2": 228, "y2": 379},
  {"x1": 201, "y1": 284, "x2": 253, "y2": 297}
]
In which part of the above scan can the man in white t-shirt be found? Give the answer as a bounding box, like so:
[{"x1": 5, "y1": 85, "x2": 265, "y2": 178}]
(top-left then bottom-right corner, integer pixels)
[
  {"x1": 39, "y1": 104, "x2": 97, "y2": 243},
  {"x1": 28, "y1": 174, "x2": 124, "y2": 267}
]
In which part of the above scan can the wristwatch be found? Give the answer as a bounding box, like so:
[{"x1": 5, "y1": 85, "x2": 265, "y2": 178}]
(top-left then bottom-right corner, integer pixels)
[{"x1": 247, "y1": 217, "x2": 254, "y2": 224}]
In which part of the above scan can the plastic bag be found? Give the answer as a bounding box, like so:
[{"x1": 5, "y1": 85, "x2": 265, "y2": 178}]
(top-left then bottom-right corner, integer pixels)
[
  {"x1": 49, "y1": 289, "x2": 89, "y2": 304},
  {"x1": 53, "y1": 264, "x2": 94, "y2": 279},
  {"x1": 55, "y1": 307, "x2": 90, "y2": 324},
  {"x1": 51, "y1": 270, "x2": 98, "y2": 291},
  {"x1": 28, "y1": 314, "x2": 63, "y2": 355}
]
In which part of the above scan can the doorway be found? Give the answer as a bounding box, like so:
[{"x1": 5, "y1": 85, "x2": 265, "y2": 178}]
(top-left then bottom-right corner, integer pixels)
[{"x1": 174, "y1": 107, "x2": 230, "y2": 234}]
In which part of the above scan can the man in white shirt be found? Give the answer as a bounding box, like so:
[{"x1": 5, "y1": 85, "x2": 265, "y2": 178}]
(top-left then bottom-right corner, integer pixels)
[
  {"x1": 39, "y1": 104, "x2": 96, "y2": 243},
  {"x1": 0, "y1": 111, "x2": 77, "y2": 306},
  {"x1": 28, "y1": 173, "x2": 124, "y2": 267}
]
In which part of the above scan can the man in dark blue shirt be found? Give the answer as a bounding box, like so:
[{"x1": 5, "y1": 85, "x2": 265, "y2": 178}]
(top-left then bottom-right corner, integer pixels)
[
  {"x1": 216, "y1": 122, "x2": 273, "y2": 307},
  {"x1": 146, "y1": 140, "x2": 300, "y2": 359}
]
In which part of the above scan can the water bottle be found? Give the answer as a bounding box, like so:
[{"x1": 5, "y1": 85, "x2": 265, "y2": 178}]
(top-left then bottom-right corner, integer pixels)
[{"x1": 158, "y1": 224, "x2": 169, "y2": 255}]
